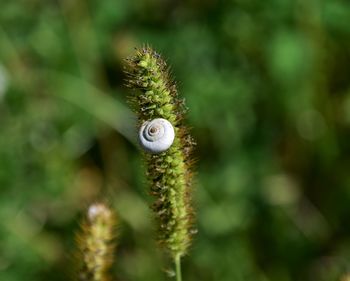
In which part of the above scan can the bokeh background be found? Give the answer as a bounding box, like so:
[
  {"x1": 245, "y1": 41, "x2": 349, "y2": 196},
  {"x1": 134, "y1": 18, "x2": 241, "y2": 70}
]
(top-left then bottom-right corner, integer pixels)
[{"x1": 1, "y1": 1, "x2": 350, "y2": 281}]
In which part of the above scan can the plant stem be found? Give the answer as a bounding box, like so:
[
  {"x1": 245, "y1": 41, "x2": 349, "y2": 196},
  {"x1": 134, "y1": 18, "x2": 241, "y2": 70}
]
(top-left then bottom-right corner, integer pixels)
[{"x1": 175, "y1": 254, "x2": 182, "y2": 281}]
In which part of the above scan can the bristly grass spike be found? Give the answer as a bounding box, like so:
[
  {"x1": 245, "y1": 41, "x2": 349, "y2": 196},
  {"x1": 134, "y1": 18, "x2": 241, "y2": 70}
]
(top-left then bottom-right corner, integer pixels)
[{"x1": 125, "y1": 45, "x2": 196, "y2": 281}]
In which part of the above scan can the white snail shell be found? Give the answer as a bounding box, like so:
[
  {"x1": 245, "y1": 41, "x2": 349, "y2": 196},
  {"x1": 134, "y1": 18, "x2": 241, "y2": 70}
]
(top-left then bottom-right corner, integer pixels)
[{"x1": 139, "y1": 118, "x2": 175, "y2": 154}]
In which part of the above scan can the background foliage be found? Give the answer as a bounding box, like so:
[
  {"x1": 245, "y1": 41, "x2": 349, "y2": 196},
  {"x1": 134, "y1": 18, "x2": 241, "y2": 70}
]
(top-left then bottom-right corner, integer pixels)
[{"x1": 1, "y1": 0, "x2": 350, "y2": 281}]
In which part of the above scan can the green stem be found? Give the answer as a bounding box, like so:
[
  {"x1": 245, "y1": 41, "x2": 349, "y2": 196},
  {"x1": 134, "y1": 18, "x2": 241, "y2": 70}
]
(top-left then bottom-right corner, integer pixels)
[{"x1": 175, "y1": 254, "x2": 182, "y2": 281}]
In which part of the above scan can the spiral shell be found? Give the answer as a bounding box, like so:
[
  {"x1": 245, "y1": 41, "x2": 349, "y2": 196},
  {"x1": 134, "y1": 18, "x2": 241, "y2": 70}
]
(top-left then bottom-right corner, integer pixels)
[{"x1": 139, "y1": 118, "x2": 175, "y2": 154}]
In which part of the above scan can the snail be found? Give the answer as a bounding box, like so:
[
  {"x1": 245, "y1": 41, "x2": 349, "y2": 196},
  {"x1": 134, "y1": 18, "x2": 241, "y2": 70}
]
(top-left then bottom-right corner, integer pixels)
[{"x1": 139, "y1": 118, "x2": 175, "y2": 154}]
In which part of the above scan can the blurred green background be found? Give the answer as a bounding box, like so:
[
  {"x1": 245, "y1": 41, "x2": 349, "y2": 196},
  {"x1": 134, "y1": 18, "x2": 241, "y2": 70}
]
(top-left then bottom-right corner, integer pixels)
[{"x1": 1, "y1": 0, "x2": 350, "y2": 281}]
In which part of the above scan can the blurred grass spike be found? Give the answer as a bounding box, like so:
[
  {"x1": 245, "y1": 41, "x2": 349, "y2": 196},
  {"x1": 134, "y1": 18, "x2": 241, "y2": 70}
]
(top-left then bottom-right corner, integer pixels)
[
  {"x1": 125, "y1": 46, "x2": 196, "y2": 280},
  {"x1": 76, "y1": 203, "x2": 117, "y2": 281}
]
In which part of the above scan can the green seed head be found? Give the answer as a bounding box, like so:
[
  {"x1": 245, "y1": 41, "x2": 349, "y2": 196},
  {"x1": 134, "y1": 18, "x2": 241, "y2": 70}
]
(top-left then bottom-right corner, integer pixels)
[
  {"x1": 76, "y1": 203, "x2": 116, "y2": 281},
  {"x1": 126, "y1": 46, "x2": 195, "y2": 258}
]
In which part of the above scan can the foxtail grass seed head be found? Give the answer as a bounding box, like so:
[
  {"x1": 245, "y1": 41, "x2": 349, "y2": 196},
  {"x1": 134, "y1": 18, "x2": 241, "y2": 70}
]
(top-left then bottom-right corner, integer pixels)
[
  {"x1": 76, "y1": 203, "x2": 116, "y2": 281},
  {"x1": 125, "y1": 46, "x2": 195, "y2": 258}
]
